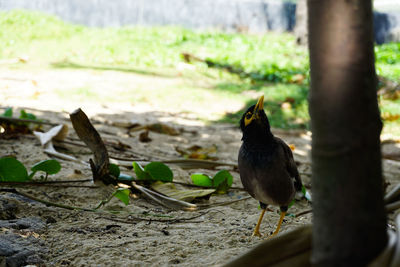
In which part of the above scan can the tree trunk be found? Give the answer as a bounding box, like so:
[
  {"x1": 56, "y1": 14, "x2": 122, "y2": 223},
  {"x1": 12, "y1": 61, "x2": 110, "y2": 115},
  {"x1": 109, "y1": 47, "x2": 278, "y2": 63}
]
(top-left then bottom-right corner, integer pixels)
[{"x1": 307, "y1": 0, "x2": 387, "y2": 266}]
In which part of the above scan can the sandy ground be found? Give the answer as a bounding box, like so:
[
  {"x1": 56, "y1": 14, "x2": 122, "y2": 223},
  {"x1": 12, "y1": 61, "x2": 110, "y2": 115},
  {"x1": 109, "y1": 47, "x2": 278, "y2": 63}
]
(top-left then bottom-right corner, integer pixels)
[{"x1": 1, "y1": 66, "x2": 399, "y2": 266}]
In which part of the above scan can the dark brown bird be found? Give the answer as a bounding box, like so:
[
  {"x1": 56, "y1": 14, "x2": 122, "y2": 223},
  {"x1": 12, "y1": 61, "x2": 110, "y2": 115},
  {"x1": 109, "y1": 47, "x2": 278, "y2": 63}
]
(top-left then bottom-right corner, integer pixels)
[{"x1": 238, "y1": 95, "x2": 302, "y2": 237}]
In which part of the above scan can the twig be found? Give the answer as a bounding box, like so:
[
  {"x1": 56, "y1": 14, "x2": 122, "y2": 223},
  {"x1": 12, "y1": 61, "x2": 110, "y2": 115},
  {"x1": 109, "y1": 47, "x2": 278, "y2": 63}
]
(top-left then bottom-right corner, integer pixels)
[
  {"x1": 385, "y1": 183, "x2": 400, "y2": 204},
  {"x1": 295, "y1": 209, "x2": 313, "y2": 218},
  {"x1": 168, "y1": 180, "x2": 245, "y2": 191},
  {"x1": 0, "y1": 182, "x2": 98, "y2": 188},
  {"x1": 100, "y1": 210, "x2": 210, "y2": 224},
  {"x1": 1, "y1": 188, "x2": 205, "y2": 223},
  {"x1": 55, "y1": 139, "x2": 147, "y2": 162},
  {"x1": 131, "y1": 182, "x2": 175, "y2": 209},
  {"x1": 65, "y1": 137, "x2": 150, "y2": 158},
  {"x1": 55, "y1": 139, "x2": 88, "y2": 148},
  {"x1": 294, "y1": 200, "x2": 400, "y2": 217},
  {"x1": 386, "y1": 200, "x2": 400, "y2": 213},
  {"x1": 59, "y1": 137, "x2": 237, "y2": 170},
  {"x1": 0, "y1": 115, "x2": 59, "y2": 126},
  {"x1": 0, "y1": 179, "x2": 92, "y2": 184},
  {"x1": 197, "y1": 196, "x2": 252, "y2": 209},
  {"x1": 131, "y1": 181, "x2": 197, "y2": 211},
  {"x1": 108, "y1": 155, "x2": 144, "y2": 161},
  {"x1": 1, "y1": 188, "x2": 96, "y2": 211},
  {"x1": 126, "y1": 125, "x2": 147, "y2": 133},
  {"x1": 382, "y1": 153, "x2": 400, "y2": 161}
]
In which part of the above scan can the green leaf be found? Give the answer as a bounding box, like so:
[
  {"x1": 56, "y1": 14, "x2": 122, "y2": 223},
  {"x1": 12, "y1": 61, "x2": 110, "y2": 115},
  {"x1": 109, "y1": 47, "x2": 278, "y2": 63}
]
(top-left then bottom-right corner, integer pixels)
[
  {"x1": 190, "y1": 173, "x2": 213, "y2": 187},
  {"x1": 214, "y1": 178, "x2": 230, "y2": 194},
  {"x1": 288, "y1": 198, "x2": 296, "y2": 209},
  {"x1": 212, "y1": 170, "x2": 233, "y2": 193},
  {"x1": 113, "y1": 188, "x2": 130, "y2": 205},
  {"x1": 301, "y1": 185, "x2": 306, "y2": 195},
  {"x1": 108, "y1": 163, "x2": 120, "y2": 178},
  {"x1": 31, "y1": 159, "x2": 61, "y2": 175},
  {"x1": 144, "y1": 162, "x2": 173, "y2": 182},
  {"x1": 133, "y1": 162, "x2": 150, "y2": 180},
  {"x1": 0, "y1": 157, "x2": 29, "y2": 182},
  {"x1": 3, "y1": 107, "x2": 13, "y2": 117},
  {"x1": 19, "y1": 109, "x2": 36, "y2": 120},
  {"x1": 118, "y1": 173, "x2": 134, "y2": 181}
]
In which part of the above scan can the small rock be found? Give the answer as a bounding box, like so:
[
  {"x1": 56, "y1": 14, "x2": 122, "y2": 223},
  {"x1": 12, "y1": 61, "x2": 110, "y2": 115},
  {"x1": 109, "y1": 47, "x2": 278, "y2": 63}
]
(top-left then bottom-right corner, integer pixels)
[
  {"x1": 105, "y1": 224, "x2": 121, "y2": 231},
  {"x1": 0, "y1": 217, "x2": 45, "y2": 232},
  {"x1": 169, "y1": 259, "x2": 180, "y2": 264},
  {"x1": 45, "y1": 216, "x2": 57, "y2": 224},
  {"x1": 139, "y1": 130, "x2": 152, "y2": 142},
  {"x1": 161, "y1": 229, "x2": 170, "y2": 236},
  {"x1": 0, "y1": 199, "x2": 19, "y2": 220},
  {"x1": 0, "y1": 232, "x2": 47, "y2": 267}
]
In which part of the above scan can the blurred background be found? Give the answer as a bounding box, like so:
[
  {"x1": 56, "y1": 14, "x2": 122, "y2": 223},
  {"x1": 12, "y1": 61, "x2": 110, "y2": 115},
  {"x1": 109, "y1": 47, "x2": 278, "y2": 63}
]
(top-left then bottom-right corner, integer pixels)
[{"x1": 0, "y1": 0, "x2": 399, "y2": 135}]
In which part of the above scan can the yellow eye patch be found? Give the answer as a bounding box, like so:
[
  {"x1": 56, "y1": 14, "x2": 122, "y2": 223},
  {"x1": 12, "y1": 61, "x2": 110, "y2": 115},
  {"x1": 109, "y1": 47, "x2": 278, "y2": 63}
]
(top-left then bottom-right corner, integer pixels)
[
  {"x1": 244, "y1": 95, "x2": 264, "y2": 127},
  {"x1": 244, "y1": 111, "x2": 254, "y2": 126}
]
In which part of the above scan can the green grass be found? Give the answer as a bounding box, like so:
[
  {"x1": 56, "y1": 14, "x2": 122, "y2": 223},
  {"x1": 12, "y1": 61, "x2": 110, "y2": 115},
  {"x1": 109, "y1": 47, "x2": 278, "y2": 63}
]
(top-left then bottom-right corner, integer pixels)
[
  {"x1": 1, "y1": 10, "x2": 400, "y2": 134},
  {"x1": 0, "y1": 10, "x2": 308, "y2": 77}
]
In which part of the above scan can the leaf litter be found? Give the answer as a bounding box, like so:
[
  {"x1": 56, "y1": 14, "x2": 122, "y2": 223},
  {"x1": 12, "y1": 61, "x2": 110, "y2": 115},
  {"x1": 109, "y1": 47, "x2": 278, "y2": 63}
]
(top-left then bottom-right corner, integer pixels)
[{"x1": 1, "y1": 100, "x2": 400, "y2": 266}]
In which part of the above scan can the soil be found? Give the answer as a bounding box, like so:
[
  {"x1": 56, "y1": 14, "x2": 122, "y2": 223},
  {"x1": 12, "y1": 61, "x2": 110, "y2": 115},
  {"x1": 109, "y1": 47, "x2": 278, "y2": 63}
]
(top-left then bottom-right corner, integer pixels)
[{"x1": 1, "y1": 66, "x2": 400, "y2": 266}]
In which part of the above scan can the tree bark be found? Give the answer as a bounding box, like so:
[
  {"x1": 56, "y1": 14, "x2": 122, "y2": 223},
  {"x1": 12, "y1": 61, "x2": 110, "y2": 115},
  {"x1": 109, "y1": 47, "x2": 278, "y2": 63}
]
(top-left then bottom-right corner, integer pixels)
[{"x1": 307, "y1": 0, "x2": 387, "y2": 266}]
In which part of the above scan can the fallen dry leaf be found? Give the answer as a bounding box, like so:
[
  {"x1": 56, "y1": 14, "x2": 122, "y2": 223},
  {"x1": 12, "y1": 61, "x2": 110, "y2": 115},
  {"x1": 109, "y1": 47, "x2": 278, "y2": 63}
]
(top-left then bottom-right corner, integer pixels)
[
  {"x1": 284, "y1": 97, "x2": 296, "y2": 104},
  {"x1": 111, "y1": 120, "x2": 140, "y2": 128},
  {"x1": 176, "y1": 144, "x2": 218, "y2": 160},
  {"x1": 290, "y1": 74, "x2": 306, "y2": 84},
  {"x1": 381, "y1": 112, "x2": 400, "y2": 122},
  {"x1": 129, "y1": 123, "x2": 180, "y2": 136},
  {"x1": 147, "y1": 123, "x2": 180, "y2": 136},
  {"x1": 151, "y1": 181, "x2": 215, "y2": 202}
]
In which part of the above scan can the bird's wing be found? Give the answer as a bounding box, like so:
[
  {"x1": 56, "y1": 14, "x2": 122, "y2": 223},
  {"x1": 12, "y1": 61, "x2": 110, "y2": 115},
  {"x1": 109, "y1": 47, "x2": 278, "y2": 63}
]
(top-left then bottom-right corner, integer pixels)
[{"x1": 274, "y1": 137, "x2": 303, "y2": 191}]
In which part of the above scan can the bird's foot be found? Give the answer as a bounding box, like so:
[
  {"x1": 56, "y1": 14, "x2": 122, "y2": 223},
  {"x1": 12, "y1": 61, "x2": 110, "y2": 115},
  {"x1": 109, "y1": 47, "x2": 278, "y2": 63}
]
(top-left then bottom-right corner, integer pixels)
[
  {"x1": 251, "y1": 230, "x2": 263, "y2": 238},
  {"x1": 266, "y1": 231, "x2": 279, "y2": 239}
]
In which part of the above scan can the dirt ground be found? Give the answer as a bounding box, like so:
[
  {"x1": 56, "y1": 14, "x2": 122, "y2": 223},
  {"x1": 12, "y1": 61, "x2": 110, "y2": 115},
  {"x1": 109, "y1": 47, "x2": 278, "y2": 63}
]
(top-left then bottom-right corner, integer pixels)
[{"x1": 1, "y1": 67, "x2": 400, "y2": 266}]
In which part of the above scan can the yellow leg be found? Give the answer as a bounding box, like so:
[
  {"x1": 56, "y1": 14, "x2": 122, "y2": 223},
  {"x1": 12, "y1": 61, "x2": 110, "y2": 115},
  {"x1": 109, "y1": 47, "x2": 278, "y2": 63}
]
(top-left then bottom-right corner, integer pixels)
[
  {"x1": 252, "y1": 208, "x2": 266, "y2": 237},
  {"x1": 270, "y1": 211, "x2": 286, "y2": 237}
]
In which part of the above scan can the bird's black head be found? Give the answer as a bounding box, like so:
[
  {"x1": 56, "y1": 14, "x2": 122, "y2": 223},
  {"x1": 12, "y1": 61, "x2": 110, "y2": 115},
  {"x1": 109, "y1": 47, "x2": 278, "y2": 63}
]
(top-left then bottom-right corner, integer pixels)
[{"x1": 240, "y1": 95, "x2": 273, "y2": 143}]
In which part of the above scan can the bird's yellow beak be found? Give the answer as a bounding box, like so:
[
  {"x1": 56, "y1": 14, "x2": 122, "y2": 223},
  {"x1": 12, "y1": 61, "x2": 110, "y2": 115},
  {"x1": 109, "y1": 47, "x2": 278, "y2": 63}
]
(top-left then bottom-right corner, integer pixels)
[
  {"x1": 254, "y1": 95, "x2": 264, "y2": 114},
  {"x1": 244, "y1": 95, "x2": 264, "y2": 126}
]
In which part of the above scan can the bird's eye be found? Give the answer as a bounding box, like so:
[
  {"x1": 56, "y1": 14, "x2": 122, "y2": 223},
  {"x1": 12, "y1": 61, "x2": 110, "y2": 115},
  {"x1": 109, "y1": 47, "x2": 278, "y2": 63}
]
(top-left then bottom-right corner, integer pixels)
[{"x1": 245, "y1": 112, "x2": 252, "y2": 119}]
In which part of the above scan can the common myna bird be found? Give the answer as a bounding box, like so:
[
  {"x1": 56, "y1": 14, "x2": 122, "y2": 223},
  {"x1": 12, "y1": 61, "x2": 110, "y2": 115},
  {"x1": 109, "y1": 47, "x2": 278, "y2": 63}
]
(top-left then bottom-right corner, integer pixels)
[{"x1": 238, "y1": 95, "x2": 302, "y2": 237}]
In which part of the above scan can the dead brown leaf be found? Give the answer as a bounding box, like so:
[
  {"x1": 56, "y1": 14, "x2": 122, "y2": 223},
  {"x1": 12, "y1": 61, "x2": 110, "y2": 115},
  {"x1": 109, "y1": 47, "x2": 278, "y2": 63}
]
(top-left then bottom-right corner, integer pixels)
[
  {"x1": 176, "y1": 144, "x2": 218, "y2": 160},
  {"x1": 290, "y1": 74, "x2": 306, "y2": 84},
  {"x1": 147, "y1": 123, "x2": 180, "y2": 136},
  {"x1": 381, "y1": 112, "x2": 400, "y2": 122}
]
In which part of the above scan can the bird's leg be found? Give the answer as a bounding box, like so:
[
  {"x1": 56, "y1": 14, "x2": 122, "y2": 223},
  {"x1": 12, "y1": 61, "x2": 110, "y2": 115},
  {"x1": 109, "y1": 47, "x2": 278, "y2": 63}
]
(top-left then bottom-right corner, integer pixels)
[
  {"x1": 252, "y1": 208, "x2": 266, "y2": 237},
  {"x1": 270, "y1": 211, "x2": 286, "y2": 237}
]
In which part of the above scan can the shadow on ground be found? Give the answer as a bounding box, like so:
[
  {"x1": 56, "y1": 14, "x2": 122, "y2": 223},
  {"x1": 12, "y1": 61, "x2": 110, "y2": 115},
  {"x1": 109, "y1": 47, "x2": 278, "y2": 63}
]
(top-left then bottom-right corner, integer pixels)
[
  {"x1": 50, "y1": 59, "x2": 310, "y2": 129},
  {"x1": 51, "y1": 61, "x2": 177, "y2": 78}
]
